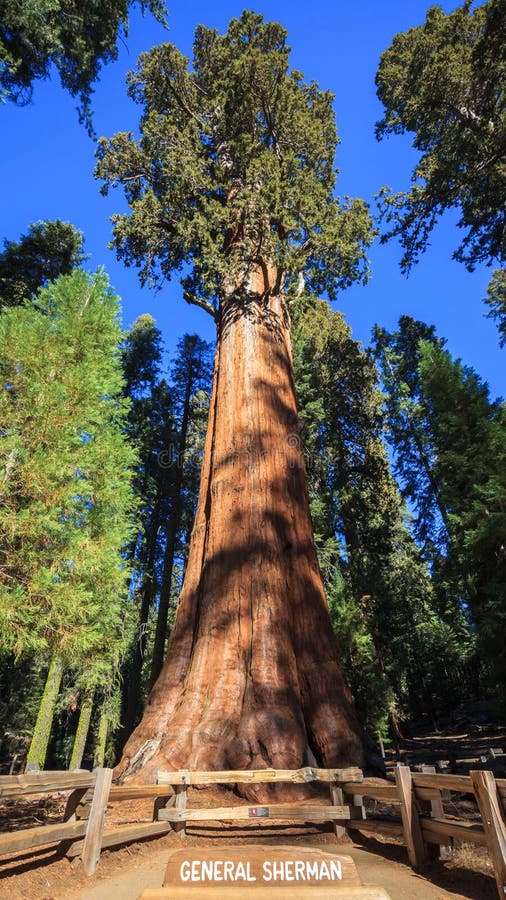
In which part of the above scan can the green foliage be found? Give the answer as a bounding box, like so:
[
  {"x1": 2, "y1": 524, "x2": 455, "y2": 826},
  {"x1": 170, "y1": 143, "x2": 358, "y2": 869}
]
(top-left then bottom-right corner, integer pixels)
[
  {"x1": 372, "y1": 313, "x2": 504, "y2": 701},
  {"x1": 485, "y1": 269, "x2": 506, "y2": 348},
  {"x1": 96, "y1": 11, "x2": 374, "y2": 310},
  {"x1": 117, "y1": 323, "x2": 212, "y2": 743},
  {"x1": 0, "y1": 269, "x2": 137, "y2": 672},
  {"x1": 149, "y1": 332, "x2": 213, "y2": 688},
  {"x1": 0, "y1": 0, "x2": 167, "y2": 134},
  {"x1": 418, "y1": 340, "x2": 506, "y2": 695},
  {"x1": 122, "y1": 313, "x2": 163, "y2": 397},
  {"x1": 371, "y1": 316, "x2": 449, "y2": 556},
  {"x1": 327, "y1": 572, "x2": 393, "y2": 741},
  {"x1": 0, "y1": 220, "x2": 86, "y2": 309},
  {"x1": 0, "y1": 651, "x2": 47, "y2": 760},
  {"x1": 167, "y1": 335, "x2": 213, "y2": 584},
  {"x1": 293, "y1": 298, "x2": 474, "y2": 724},
  {"x1": 376, "y1": 0, "x2": 505, "y2": 272}
]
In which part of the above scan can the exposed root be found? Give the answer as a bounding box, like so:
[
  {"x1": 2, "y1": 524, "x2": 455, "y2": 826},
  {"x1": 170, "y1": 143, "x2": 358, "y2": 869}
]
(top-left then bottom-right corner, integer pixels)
[{"x1": 117, "y1": 738, "x2": 162, "y2": 783}]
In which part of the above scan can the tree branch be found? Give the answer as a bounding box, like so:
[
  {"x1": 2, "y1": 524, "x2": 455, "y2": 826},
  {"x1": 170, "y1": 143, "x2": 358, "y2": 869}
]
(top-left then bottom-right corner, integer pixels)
[
  {"x1": 183, "y1": 291, "x2": 218, "y2": 320},
  {"x1": 166, "y1": 80, "x2": 206, "y2": 129}
]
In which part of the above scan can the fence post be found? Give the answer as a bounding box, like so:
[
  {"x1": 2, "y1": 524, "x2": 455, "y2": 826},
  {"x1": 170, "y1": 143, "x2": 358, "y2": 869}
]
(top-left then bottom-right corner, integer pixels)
[
  {"x1": 153, "y1": 789, "x2": 175, "y2": 822},
  {"x1": 420, "y1": 765, "x2": 449, "y2": 859},
  {"x1": 329, "y1": 783, "x2": 346, "y2": 839},
  {"x1": 470, "y1": 769, "x2": 506, "y2": 899},
  {"x1": 63, "y1": 788, "x2": 89, "y2": 823},
  {"x1": 174, "y1": 774, "x2": 189, "y2": 837},
  {"x1": 81, "y1": 767, "x2": 113, "y2": 876},
  {"x1": 330, "y1": 771, "x2": 366, "y2": 840},
  {"x1": 395, "y1": 765, "x2": 428, "y2": 868}
]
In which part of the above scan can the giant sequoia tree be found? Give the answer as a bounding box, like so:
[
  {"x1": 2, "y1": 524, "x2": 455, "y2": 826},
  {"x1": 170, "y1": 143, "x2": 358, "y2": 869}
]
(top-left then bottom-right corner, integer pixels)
[
  {"x1": 375, "y1": 0, "x2": 505, "y2": 274},
  {"x1": 97, "y1": 12, "x2": 374, "y2": 784}
]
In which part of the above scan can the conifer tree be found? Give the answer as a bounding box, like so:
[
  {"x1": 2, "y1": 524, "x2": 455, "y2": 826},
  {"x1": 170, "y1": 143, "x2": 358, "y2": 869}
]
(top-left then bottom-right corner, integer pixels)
[
  {"x1": 0, "y1": 269, "x2": 137, "y2": 768},
  {"x1": 0, "y1": 0, "x2": 167, "y2": 134},
  {"x1": 418, "y1": 341, "x2": 506, "y2": 695},
  {"x1": 293, "y1": 299, "x2": 472, "y2": 726},
  {"x1": 372, "y1": 317, "x2": 450, "y2": 561},
  {"x1": 119, "y1": 316, "x2": 175, "y2": 741},
  {"x1": 97, "y1": 12, "x2": 374, "y2": 784},
  {"x1": 485, "y1": 269, "x2": 506, "y2": 348},
  {"x1": 373, "y1": 315, "x2": 503, "y2": 698},
  {"x1": 375, "y1": 0, "x2": 505, "y2": 274},
  {"x1": 0, "y1": 220, "x2": 86, "y2": 309},
  {"x1": 149, "y1": 334, "x2": 213, "y2": 688}
]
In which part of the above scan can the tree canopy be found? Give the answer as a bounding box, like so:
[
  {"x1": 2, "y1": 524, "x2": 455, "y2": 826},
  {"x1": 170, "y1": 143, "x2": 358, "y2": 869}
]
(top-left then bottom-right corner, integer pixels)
[
  {"x1": 375, "y1": 0, "x2": 505, "y2": 273},
  {"x1": 96, "y1": 11, "x2": 374, "y2": 314},
  {"x1": 0, "y1": 0, "x2": 167, "y2": 133},
  {"x1": 0, "y1": 220, "x2": 86, "y2": 309},
  {"x1": 485, "y1": 269, "x2": 506, "y2": 348}
]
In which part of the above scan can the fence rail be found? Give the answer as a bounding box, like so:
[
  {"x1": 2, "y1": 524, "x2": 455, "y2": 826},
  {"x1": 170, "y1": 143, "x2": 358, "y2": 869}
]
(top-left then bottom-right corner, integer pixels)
[{"x1": 0, "y1": 765, "x2": 505, "y2": 896}]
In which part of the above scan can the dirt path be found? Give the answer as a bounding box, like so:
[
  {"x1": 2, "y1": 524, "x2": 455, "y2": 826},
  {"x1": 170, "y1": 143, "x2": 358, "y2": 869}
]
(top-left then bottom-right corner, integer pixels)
[
  {"x1": 0, "y1": 833, "x2": 496, "y2": 899},
  {"x1": 63, "y1": 844, "x2": 457, "y2": 900},
  {"x1": 0, "y1": 793, "x2": 497, "y2": 900}
]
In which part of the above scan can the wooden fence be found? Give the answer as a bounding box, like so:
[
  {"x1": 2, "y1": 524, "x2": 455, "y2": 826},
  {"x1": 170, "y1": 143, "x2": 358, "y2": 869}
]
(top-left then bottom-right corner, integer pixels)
[{"x1": 1, "y1": 765, "x2": 505, "y2": 896}]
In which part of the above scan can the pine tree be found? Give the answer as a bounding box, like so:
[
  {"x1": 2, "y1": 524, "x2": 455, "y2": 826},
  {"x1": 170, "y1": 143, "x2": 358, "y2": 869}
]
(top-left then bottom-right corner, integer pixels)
[
  {"x1": 485, "y1": 269, "x2": 506, "y2": 348},
  {"x1": 119, "y1": 316, "x2": 175, "y2": 741},
  {"x1": 375, "y1": 0, "x2": 505, "y2": 273},
  {"x1": 372, "y1": 315, "x2": 503, "y2": 699},
  {"x1": 149, "y1": 334, "x2": 213, "y2": 688},
  {"x1": 372, "y1": 317, "x2": 450, "y2": 563},
  {"x1": 0, "y1": 0, "x2": 167, "y2": 134}
]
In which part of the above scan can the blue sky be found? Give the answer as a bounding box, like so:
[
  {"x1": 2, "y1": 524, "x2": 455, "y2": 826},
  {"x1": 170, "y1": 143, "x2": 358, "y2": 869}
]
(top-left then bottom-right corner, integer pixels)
[{"x1": 1, "y1": 0, "x2": 503, "y2": 397}]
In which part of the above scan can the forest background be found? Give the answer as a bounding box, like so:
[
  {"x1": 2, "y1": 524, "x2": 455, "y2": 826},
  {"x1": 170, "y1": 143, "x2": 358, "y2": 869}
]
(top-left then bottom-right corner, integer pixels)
[{"x1": 0, "y1": 0, "x2": 504, "y2": 771}]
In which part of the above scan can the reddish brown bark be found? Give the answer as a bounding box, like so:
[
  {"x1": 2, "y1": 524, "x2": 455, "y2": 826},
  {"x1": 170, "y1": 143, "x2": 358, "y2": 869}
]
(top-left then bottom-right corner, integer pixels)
[{"x1": 116, "y1": 274, "x2": 363, "y2": 790}]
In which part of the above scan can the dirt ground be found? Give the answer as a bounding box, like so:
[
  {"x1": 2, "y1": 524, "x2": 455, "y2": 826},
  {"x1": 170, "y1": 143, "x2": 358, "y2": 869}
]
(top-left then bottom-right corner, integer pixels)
[
  {"x1": 0, "y1": 708, "x2": 504, "y2": 900},
  {"x1": 0, "y1": 802, "x2": 498, "y2": 900}
]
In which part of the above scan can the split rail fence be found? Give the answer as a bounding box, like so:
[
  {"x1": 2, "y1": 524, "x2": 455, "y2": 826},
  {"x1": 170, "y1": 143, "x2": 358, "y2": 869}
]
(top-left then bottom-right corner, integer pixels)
[{"x1": 0, "y1": 765, "x2": 505, "y2": 896}]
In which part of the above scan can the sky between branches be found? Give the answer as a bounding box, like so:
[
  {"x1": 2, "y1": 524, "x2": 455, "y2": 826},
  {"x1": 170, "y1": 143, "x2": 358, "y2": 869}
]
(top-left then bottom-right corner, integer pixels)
[{"x1": 0, "y1": 0, "x2": 503, "y2": 397}]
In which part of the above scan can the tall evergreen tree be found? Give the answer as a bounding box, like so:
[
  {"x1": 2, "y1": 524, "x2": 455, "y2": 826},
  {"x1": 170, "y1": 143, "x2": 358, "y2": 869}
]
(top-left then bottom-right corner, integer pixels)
[
  {"x1": 0, "y1": 269, "x2": 137, "y2": 768},
  {"x1": 0, "y1": 220, "x2": 86, "y2": 309},
  {"x1": 372, "y1": 316, "x2": 450, "y2": 560},
  {"x1": 97, "y1": 12, "x2": 374, "y2": 784},
  {"x1": 485, "y1": 269, "x2": 506, "y2": 348},
  {"x1": 418, "y1": 341, "x2": 506, "y2": 695},
  {"x1": 119, "y1": 316, "x2": 174, "y2": 742},
  {"x1": 118, "y1": 325, "x2": 212, "y2": 744},
  {"x1": 372, "y1": 315, "x2": 504, "y2": 698},
  {"x1": 293, "y1": 299, "x2": 472, "y2": 729},
  {"x1": 149, "y1": 334, "x2": 213, "y2": 688}
]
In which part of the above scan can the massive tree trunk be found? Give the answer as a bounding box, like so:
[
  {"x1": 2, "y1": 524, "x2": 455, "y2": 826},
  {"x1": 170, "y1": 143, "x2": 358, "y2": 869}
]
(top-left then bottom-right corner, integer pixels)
[{"x1": 116, "y1": 277, "x2": 364, "y2": 789}]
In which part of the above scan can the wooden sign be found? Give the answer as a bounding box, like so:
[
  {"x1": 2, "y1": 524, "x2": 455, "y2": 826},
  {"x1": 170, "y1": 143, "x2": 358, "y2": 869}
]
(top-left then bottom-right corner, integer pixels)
[
  {"x1": 139, "y1": 845, "x2": 393, "y2": 898},
  {"x1": 163, "y1": 846, "x2": 361, "y2": 888}
]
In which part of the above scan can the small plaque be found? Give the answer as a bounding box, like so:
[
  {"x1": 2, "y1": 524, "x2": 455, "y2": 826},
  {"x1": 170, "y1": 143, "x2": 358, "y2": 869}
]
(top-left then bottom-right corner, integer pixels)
[{"x1": 248, "y1": 806, "x2": 269, "y2": 818}]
